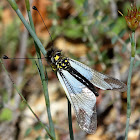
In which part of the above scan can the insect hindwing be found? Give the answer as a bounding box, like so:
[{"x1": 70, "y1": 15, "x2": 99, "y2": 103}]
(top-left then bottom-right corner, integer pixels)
[{"x1": 57, "y1": 70, "x2": 97, "y2": 134}]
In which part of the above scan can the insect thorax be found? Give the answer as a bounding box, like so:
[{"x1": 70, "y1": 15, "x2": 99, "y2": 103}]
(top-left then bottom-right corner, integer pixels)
[{"x1": 46, "y1": 49, "x2": 70, "y2": 71}]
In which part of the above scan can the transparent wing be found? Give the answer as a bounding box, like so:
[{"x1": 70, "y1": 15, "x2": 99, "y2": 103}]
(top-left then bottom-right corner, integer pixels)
[
  {"x1": 69, "y1": 58, "x2": 127, "y2": 92},
  {"x1": 57, "y1": 70, "x2": 97, "y2": 134}
]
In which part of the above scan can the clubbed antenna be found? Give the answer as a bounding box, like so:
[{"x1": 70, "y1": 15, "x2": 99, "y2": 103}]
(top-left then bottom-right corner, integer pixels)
[
  {"x1": 32, "y1": 6, "x2": 54, "y2": 47},
  {"x1": 2, "y1": 55, "x2": 44, "y2": 60},
  {"x1": 3, "y1": 55, "x2": 9, "y2": 59}
]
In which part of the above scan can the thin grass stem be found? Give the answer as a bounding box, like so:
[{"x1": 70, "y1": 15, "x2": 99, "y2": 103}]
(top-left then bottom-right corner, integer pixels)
[
  {"x1": 6, "y1": 0, "x2": 55, "y2": 139},
  {"x1": 124, "y1": 32, "x2": 136, "y2": 140},
  {"x1": 7, "y1": 0, "x2": 46, "y2": 56},
  {"x1": 68, "y1": 99, "x2": 74, "y2": 140},
  {"x1": 0, "y1": 59, "x2": 54, "y2": 139},
  {"x1": 25, "y1": 1, "x2": 56, "y2": 139}
]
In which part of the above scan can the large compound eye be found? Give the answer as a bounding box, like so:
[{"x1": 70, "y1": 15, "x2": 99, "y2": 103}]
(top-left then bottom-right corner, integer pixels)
[{"x1": 51, "y1": 57, "x2": 55, "y2": 63}]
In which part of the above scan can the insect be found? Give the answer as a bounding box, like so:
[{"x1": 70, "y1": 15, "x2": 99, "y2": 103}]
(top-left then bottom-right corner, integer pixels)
[
  {"x1": 46, "y1": 48, "x2": 127, "y2": 134},
  {"x1": 3, "y1": 6, "x2": 127, "y2": 134}
]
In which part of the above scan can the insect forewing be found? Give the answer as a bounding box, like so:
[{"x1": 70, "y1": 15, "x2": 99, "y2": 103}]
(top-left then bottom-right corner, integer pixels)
[
  {"x1": 69, "y1": 58, "x2": 127, "y2": 92},
  {"x1": 57, "y1": 70, "x2": 97, "y2": 134}
]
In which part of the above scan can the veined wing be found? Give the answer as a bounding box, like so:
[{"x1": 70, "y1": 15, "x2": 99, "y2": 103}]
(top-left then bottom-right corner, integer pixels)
[
  {"x1": 57, "y1": 70, "x2": 97, "y2": 134},
  {"x1": 69, "y1": 58, "x2": 127, "y2": 92}
]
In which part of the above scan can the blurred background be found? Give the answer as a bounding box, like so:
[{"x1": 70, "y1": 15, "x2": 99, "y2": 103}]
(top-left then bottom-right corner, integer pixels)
[{"x1": 0, "y1": 0, "x2": 140, "y2": 140}]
